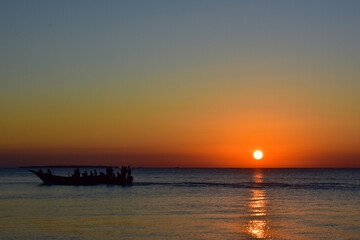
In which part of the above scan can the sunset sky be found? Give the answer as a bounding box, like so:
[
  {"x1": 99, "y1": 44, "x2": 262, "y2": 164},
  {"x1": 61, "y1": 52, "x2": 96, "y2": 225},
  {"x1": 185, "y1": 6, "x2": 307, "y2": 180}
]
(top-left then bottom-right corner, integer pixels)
[{"x1": 1, "y1": 1, "x2": 359, "y2": 167}]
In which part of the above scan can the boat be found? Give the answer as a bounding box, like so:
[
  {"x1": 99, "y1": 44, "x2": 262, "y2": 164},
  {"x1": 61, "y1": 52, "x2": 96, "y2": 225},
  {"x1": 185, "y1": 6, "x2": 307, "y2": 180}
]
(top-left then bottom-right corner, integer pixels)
[{"x1": 29, "y1": 167, "x2": 133, "y2": 185}]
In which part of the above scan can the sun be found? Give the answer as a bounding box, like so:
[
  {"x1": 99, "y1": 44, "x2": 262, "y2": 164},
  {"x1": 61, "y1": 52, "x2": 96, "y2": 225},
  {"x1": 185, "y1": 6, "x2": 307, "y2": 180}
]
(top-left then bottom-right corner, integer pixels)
[{"x1": 253, "y1": 150, "x2": 263, "y2": 160}]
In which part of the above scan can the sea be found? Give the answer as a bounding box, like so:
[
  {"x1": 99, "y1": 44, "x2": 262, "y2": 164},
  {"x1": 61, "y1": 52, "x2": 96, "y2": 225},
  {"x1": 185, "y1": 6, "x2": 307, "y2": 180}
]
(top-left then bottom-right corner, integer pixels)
[{"x1": 0, "y1": 168, "x2": 359, "y2": 240}]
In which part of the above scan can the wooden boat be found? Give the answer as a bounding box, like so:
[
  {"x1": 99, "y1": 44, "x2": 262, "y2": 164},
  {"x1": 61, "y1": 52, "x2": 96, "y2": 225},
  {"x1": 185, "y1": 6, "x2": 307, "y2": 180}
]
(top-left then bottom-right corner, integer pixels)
[{"x1": 29, "y1": 168, "x2": 133, "y2": 185}]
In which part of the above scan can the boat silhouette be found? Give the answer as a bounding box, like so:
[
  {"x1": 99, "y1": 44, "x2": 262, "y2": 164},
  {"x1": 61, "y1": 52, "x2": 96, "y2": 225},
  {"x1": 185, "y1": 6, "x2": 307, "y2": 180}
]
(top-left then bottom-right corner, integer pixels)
[{"x1": 29, "y1": 167, "x2": 133, "y2": 185}]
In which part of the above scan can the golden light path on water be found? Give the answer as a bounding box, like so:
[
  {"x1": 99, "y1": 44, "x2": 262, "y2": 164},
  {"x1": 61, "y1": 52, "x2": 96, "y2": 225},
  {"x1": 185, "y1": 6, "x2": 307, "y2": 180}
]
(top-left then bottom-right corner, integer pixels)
[{"x1": 246, "y1": 170, "x2": 271, "y2": 239}]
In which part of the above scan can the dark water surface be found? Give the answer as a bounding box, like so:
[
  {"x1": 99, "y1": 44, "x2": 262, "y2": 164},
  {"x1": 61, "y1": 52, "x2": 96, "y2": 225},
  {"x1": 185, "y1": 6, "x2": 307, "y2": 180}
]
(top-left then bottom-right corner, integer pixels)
[{"x1": 1, "y1": 168, "x2": 359, "y2": 239}]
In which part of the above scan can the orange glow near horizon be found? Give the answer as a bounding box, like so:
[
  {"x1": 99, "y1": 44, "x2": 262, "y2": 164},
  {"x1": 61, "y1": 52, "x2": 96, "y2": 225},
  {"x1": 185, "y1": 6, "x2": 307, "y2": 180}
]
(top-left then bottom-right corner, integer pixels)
[{"x1": 1, "y1": 101, "x2": 359, "y2": 168}]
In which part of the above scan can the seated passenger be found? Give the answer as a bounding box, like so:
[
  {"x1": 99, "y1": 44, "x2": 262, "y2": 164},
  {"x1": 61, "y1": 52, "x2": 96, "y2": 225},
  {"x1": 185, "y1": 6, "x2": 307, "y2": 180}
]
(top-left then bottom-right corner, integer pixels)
[
  {"x1": 74, "y1": 167, "x2": 80, "y2": 177},
  {"x1": 120, "y1": 166, "x2": 127, "y2": 179},
  {"x1": 106, "y1": 167, "x2": 114, "y2": 178}
]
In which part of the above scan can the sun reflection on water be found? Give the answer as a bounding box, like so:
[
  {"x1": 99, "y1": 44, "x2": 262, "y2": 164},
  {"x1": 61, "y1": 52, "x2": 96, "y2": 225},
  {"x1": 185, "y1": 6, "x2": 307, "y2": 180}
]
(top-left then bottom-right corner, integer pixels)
[
  {"x1": 246, "y1": 170, "x2": 271, "y2": 239},
  {"x1": 247, "y1": 219, "x2": 270, "y2": 239},
  {"x1": 249, "y1": 189, "x2": 266, "y2": 216}
]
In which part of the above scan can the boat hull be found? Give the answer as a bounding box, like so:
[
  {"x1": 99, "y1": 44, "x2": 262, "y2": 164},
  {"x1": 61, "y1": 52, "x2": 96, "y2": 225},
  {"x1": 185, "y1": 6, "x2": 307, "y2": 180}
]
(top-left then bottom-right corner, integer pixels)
[{"x1": 29, "y1": 170, "x2": 133, "y2": 185}]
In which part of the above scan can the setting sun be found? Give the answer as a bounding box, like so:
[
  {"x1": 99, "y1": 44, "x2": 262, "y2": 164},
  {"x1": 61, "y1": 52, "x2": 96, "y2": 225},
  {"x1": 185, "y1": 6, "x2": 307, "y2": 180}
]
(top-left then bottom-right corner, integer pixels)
[{"x1": 253, "y1": 150, "x2": 263, "y2": 160}]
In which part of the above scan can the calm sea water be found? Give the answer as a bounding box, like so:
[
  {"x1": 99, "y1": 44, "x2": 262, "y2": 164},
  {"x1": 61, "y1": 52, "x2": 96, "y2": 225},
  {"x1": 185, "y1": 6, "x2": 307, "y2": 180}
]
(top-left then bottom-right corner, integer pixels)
[{"x1": 0, "y1": 168, "x2": 359, "y2": 240}]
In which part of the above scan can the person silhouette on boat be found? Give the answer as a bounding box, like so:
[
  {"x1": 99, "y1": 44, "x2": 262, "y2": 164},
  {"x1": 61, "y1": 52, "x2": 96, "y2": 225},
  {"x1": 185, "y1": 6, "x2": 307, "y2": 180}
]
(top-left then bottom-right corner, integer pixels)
[
  {"x1": 73, "y1": 167, "x2": 80, "y2": 177},
  {"x1": 94, "y1": 169, "x2": 97, "y2": 176},
  {"x1": 120, "y1": 166, "x2": 127, "y2": 180},
  {"x1": 47, "y1": 168, "x2": 52, "y2": 176},
  {"x1": 127, "y1": 166, "x2": 132, "y2": 178},
  {"x1": 106, "y1": 167, "x2": 114, "y2": 178},
  {"x1": 82, "y1": 170, "x2": 88, "y2": 177}
]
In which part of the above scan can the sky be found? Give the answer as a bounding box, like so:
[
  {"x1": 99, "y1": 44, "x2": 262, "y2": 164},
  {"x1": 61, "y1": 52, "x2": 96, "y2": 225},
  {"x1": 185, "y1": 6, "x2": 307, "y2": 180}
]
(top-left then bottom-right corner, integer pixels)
[{"x1": 1, "y1": 0, "x2": 359, "y2": 167}]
